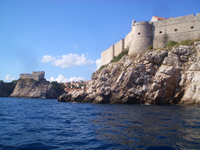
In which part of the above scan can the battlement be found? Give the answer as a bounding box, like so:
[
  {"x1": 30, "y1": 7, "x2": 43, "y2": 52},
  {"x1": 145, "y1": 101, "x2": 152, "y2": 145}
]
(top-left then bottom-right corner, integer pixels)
[
  {"x1": 101, "y1": 13, "x2": 200, "y2": 66},
  {"x1": 20, "y1": 71, "x2": 45, "y2": 81}
]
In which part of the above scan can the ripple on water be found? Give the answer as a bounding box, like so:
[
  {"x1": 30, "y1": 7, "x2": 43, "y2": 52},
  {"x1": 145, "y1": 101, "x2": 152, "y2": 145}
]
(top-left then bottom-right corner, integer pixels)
[{"x1": 0, "y1": 98, "x2": 200, "y2": 149}]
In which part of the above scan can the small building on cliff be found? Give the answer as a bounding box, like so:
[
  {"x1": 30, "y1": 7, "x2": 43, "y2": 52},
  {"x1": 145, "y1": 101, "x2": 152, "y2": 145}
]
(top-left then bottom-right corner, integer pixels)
[
  {"x1": 101, "y1": 13, "x2": 200, "y2": 66},
  {"x1": 20, "y1": 71, "x2": 45, "y2": 81}
]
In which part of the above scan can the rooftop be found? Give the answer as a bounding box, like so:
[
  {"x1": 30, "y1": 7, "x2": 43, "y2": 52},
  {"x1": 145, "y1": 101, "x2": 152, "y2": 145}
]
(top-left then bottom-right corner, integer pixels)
[{"x1": 153, "y1": 16, "x2": 165, "y2": 20}]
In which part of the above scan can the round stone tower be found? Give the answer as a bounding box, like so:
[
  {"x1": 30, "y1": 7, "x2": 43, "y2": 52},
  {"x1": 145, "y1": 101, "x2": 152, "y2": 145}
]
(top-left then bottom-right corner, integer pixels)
[{"x1": 128, "y1": 21, "x2": 153, "y2": 56}]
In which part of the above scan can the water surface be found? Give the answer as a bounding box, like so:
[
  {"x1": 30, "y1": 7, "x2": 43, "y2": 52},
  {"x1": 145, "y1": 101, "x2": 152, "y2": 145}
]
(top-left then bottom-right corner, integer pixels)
[{"x1": 0, "y1": 97, "x2": 200, "y2": 149}]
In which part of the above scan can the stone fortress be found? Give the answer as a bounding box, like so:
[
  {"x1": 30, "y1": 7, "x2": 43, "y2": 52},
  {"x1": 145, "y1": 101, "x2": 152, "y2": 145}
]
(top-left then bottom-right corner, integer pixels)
[
  {"x1": 101, "y1": 13, "x2": 200, "y2": 66},
  {"x1": 20, "y1": 71, "x2": 45, "y2": 81}
]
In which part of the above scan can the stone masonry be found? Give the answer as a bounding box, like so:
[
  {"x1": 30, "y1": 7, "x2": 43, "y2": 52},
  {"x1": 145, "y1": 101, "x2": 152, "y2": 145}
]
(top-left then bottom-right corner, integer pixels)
[
  {"x1": 20, "y1": 71, "x2": 45, "y2": 81},
  {"x1": 101, "y1": 13, "x2": 200, "y2": 66}
]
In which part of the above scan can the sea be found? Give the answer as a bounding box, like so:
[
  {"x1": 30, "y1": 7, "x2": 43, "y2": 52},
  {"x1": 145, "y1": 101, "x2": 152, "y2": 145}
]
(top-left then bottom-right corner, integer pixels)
[{"x1": 0, "y1": 97, "x2": 200, "y2": 150}]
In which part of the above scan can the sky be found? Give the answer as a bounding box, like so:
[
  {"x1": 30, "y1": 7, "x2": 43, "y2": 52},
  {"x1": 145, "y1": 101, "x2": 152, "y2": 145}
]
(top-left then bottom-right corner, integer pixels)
[{"x1": 0, "y1": 0, "x2": 200, "y2": 83}]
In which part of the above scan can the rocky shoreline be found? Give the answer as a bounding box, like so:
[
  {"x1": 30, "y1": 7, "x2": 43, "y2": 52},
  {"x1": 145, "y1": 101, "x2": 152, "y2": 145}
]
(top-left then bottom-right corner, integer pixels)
[{"x1": 58, "y1": 42, "x2": 200, "y2": 105}]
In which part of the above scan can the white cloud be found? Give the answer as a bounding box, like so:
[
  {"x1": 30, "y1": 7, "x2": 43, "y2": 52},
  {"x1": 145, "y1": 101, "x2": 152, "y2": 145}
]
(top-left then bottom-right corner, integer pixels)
[
  {"x1": 5, "y1": 75, "x2": 16, "y2": 82},
  {"x1": 41, "y1": 53, "x2": 94, "y2": 68},
  {"x1": 41, "y1": 55, "x2": 55, "y2": 62},
  {"x1": 96, "y1": 58, "x2": 101, "y2": 70},
  {"x1": 49, "y1": 74, "x2": 85, "y2": 83}
]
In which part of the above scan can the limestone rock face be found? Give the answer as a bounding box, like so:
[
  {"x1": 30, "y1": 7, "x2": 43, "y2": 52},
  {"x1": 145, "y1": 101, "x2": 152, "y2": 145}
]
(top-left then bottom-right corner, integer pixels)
[
  {"x1": 58, "y1": 43, "x2": 200, "y2": 105},
  {"x1": 10, "y1": 79, "x2": 57, "y2": 99}
]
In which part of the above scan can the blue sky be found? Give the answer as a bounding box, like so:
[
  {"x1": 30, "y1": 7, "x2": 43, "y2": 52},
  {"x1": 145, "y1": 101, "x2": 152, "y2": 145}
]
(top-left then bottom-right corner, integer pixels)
[{"x1": 1, "y1": 0, "x2": 200, "y2": 82}]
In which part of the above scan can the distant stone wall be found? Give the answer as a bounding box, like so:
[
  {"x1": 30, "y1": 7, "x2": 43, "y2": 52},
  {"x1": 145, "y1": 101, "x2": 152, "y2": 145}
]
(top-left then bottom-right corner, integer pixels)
[
  {"x1": 20, "y1": 74, "x2": 38, "y2": 81},
  {"x1": 33, "y1": 71, "x2": 45, "y2": 79},
  {"x1": 20, "y1": 71, "x2": 45, "y2": 81}
]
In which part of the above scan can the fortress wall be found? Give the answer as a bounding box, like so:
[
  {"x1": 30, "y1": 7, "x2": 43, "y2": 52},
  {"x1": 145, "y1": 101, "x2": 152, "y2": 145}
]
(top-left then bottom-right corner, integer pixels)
[
  {"x1": 153, "y1": 14, "x2": 200, "y2": 48},
  {"x1": 132, "y1": 21, "x2": 153, "y2": 37},
  {"x1": 114, "y1": 39, "x2": 124, "y2": 57},
  {"x1": 20, "y1": 71, "x2": 45, "y2": 81},
  {"x1": 101, "y1": 13, "x2": 200, "y2": 66},
  {"x1": 153, "y1": 14, "x2": 195, "y2": 27},
  {"x1": 33, "y1": 71, "x2": 45, "y2": 79},
  {"x1": 129, "y1": 21, "x2": 153, "y2": 56},
  {"x1": 101, "y1": 45, "x2": 114, "y2": 66},
  {"x1": 20, "y1": 74, "x2": 40, "y2": 81},
  {"x1": 124, "y1": 31, "x2": 132, "y2": 49},
  {"x1": 153, "y1": 34, "x2": 168, "y2": 48}
]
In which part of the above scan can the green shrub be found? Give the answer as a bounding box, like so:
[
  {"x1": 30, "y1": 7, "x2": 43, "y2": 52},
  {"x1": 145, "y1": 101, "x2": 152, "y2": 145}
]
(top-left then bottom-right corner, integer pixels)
[
  {"x1": 165, "y1": 41, "x2": 178, "y2": 47},
  {"x1": 99, "y1": 64, "x2": 108, "y2": 71},
  {"x1": 110, "y1": 50, "x2": 129, "y2": 63},
  {"x1": 179, "y1": 39, "x2": 191, "y2": 46},
  {"x1": 51, "y1": 81, "x2": 66, "y2": 93},
  {"x1": 11, "y1": 80, "x2": 18, "y2": 84},
  {"x1": 148, "y1": 46, "x2": 153, "y2": 50}
]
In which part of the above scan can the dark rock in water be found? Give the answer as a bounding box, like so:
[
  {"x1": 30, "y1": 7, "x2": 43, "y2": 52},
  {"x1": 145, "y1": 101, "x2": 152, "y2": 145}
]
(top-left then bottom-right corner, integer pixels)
[
  {"x1": 10, "y1": 79, "x2": 57, "y2": 99},
  {"x1": 0, "y1": 81, "x2": 16, "y2": 97},
  {"x1": 58, "y1": 43, "x2": 200, "y2": 105}
]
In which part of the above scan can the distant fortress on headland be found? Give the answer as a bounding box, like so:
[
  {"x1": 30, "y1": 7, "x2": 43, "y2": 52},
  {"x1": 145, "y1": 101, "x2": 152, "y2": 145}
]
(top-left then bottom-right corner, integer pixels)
[
  {"x1": 20, "y1": 71, "x2": 45, "y2": 81},
  {"x1": 101, "y1": 13, "x2": 200, "y2": 66}
]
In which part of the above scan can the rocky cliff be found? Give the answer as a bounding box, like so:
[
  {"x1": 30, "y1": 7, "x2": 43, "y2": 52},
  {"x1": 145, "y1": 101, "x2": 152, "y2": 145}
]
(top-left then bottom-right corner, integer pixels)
[
  {"x1": 0, "y1": 81, "x2": 16, "y2": 97},
  {"x1": 58, "y1": 41, "x2": 200, "y2": 105},
  {"x1": 10, "y1": 79, "x2": 57, "y2": 99}
]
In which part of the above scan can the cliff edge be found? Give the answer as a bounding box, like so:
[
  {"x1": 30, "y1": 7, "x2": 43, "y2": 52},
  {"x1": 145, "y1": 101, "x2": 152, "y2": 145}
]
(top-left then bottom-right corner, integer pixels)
[
  {"x1": 58, "y1": 41, "x2": 200, "y2": 105},
  {"x1": 10, "y1": 79, "x2": 57, "y2": 99}
]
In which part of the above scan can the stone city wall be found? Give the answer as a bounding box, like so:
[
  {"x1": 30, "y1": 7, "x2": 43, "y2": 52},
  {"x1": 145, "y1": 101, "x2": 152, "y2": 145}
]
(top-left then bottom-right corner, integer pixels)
[
  {"x1": 101, "y1": 45, "x2": 114, "y2": 66},
  {"x1": 128, "y1": 21, "x2": 153, "y2": 56},
  {"x1": 101, "y1": 13, "x2": 200, "y2": 66},
  {"x1": 153, "y1": 13, "x2": 200, "y2": 48},
  {"x1": 114, "y1": 39, "x2": 124, "y2": 57},
  {"x1": 101, "y1": 39, "x2": 125, "y2": 66},
  {"x1": 124, "y1": 31, "x2": 132, "y2": 49}
]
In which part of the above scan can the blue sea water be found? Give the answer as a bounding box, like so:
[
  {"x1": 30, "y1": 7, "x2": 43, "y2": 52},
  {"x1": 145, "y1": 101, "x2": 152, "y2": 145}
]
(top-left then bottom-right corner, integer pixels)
[{"x1": 0, "y1": 97, "x2": 200, "y2": 150}]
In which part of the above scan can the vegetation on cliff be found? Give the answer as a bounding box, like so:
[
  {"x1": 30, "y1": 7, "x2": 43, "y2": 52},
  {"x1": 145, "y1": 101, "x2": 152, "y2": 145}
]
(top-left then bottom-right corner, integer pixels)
[
  {"x1": 51, "y1": 81, "x2": 66, "y2": 96},
  {"x1": 58, "y1": 39, "x2": 200, "y2": 105},
  {"x1": 0, "y1": 81, "x2": 16, "y2": 97},
  {"x1": 110, "y1": 48, "x2": 129, "y2": 63}
]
